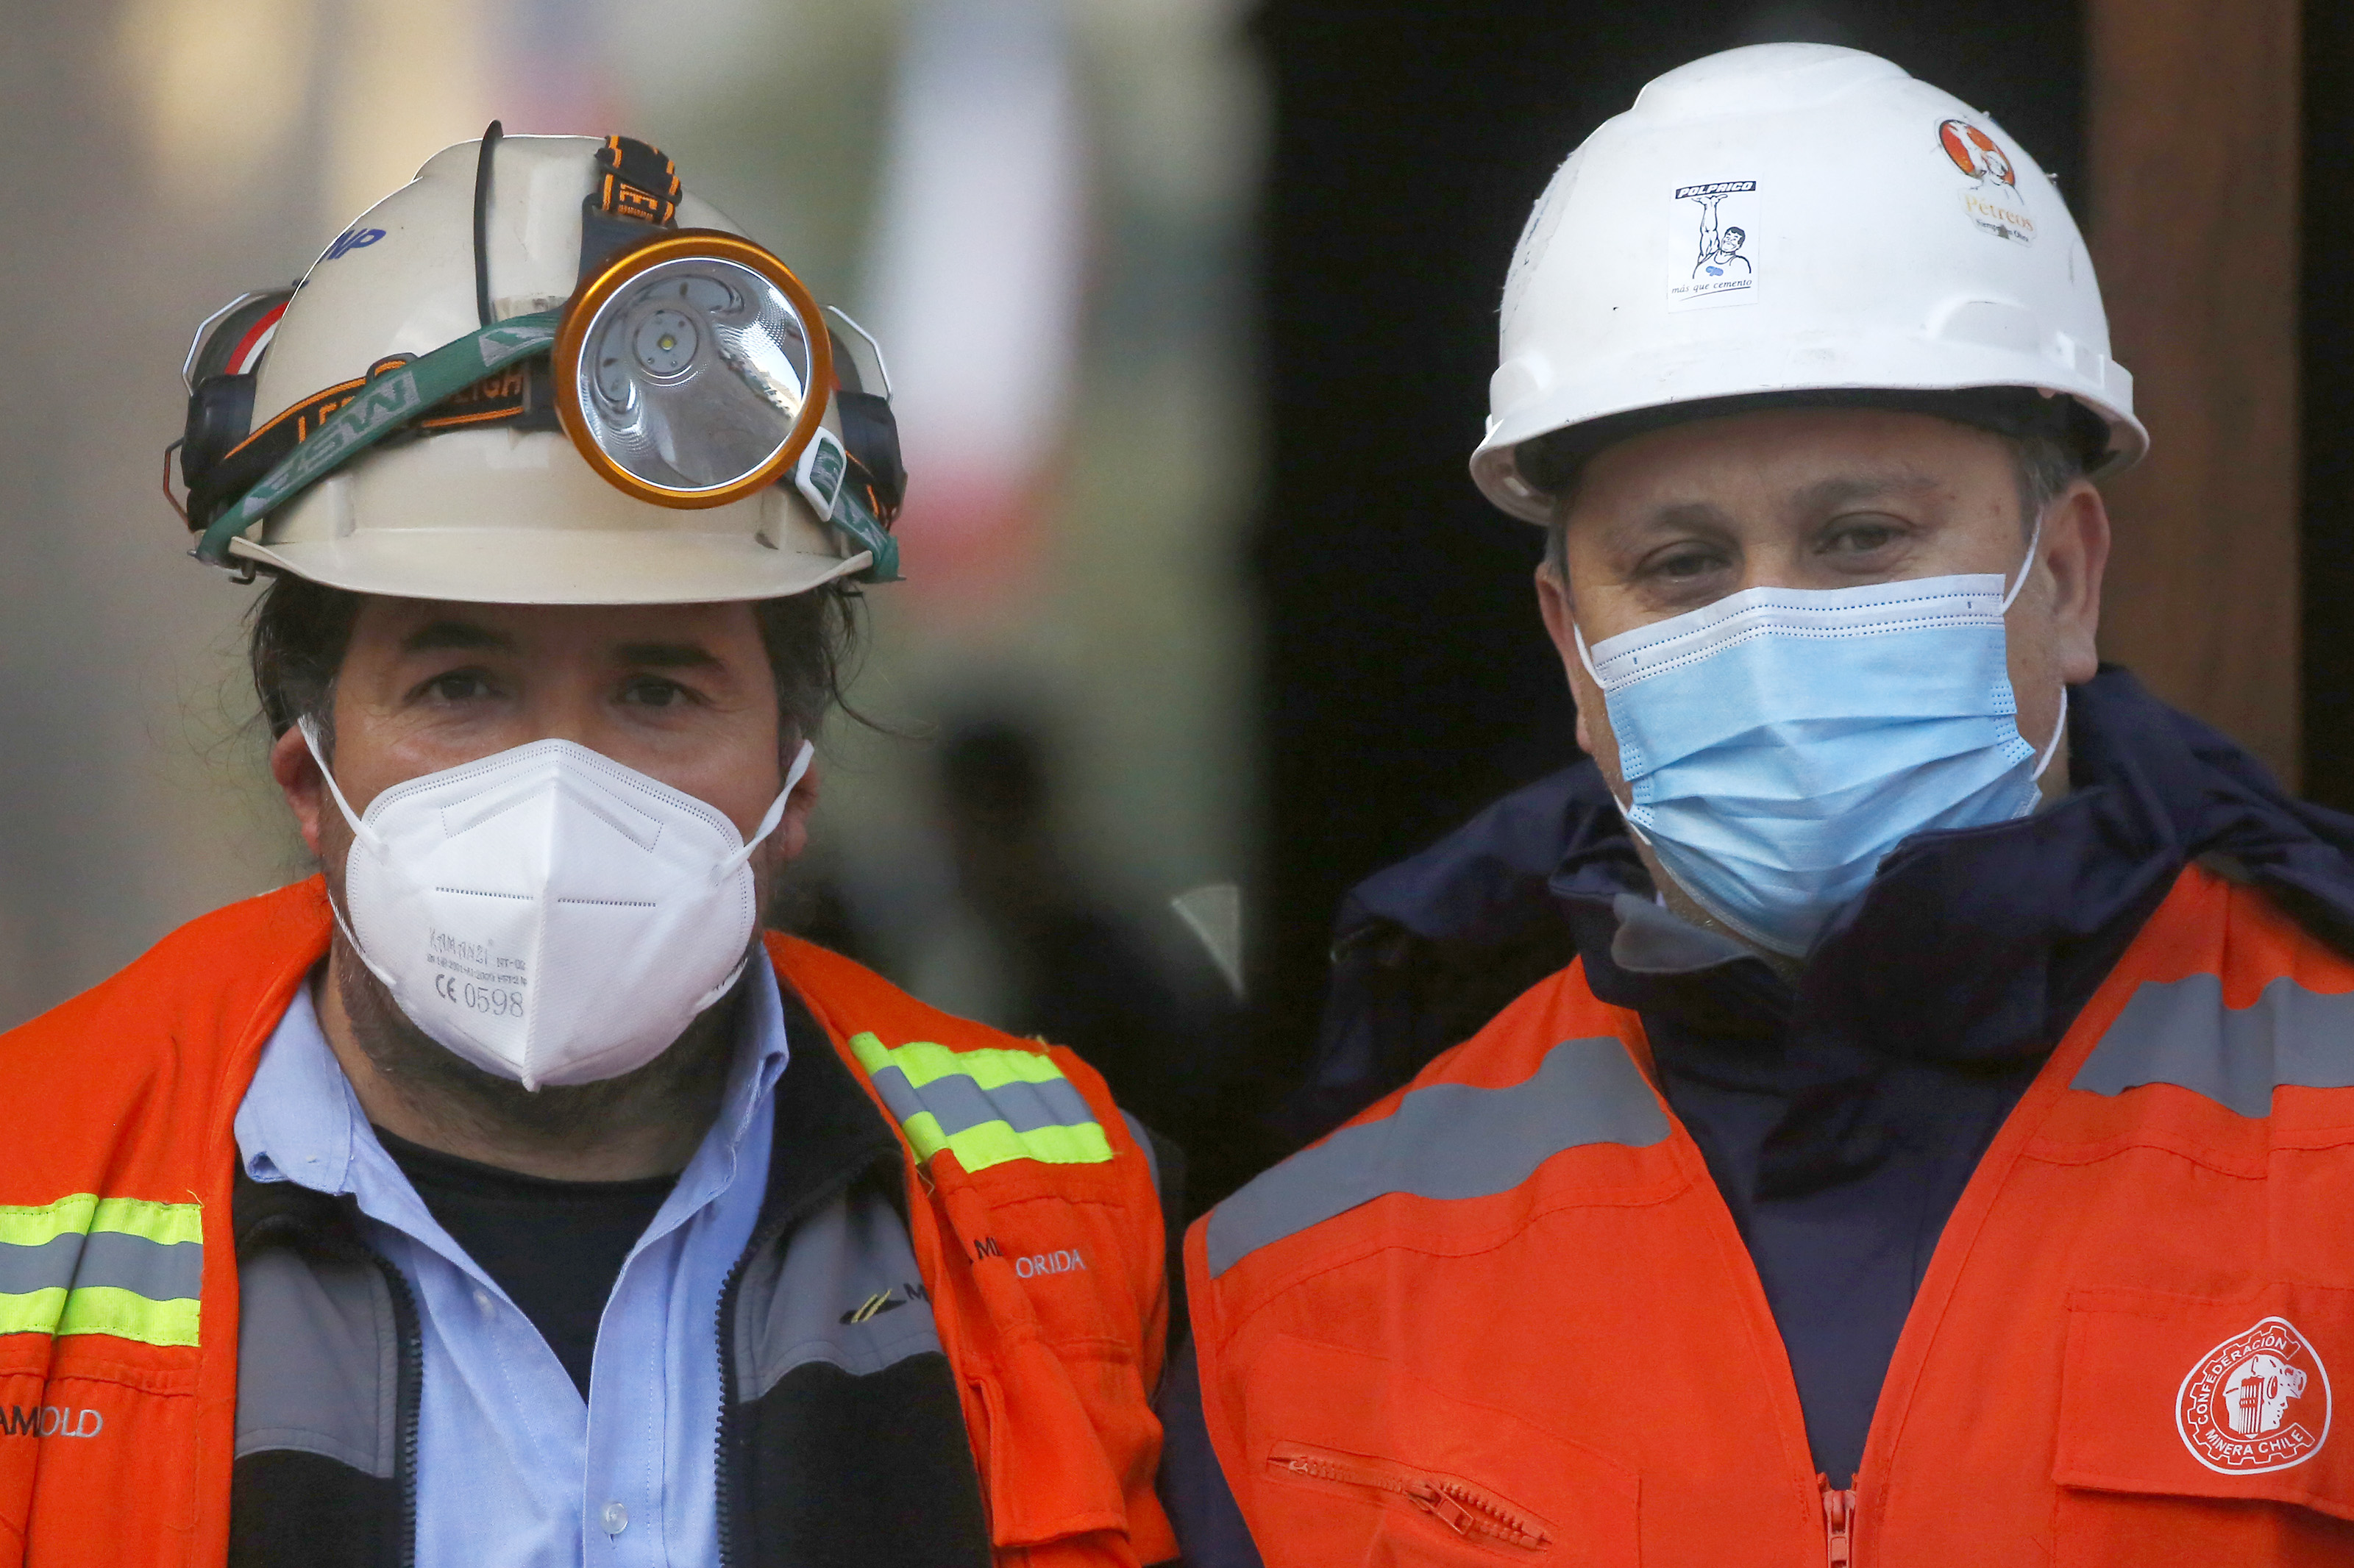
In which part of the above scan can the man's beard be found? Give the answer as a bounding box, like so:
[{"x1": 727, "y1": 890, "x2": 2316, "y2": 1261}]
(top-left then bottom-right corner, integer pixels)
[{"x1": 327, "y1": 924, "x2": 747, "y2": 1155}]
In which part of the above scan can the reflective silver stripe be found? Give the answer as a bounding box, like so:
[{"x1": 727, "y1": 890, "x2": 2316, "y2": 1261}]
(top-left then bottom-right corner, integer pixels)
[
  {"x1": 0, "y1": 1230, "x2": 204, "y2": 1302},
  {"x1": 1204, "y1": 1036, "x2": 1669, "y2": 1277},
  {"x1": 2072, "y1": 972, "x2": 2354, "y2": 1116},
  {"x1": 864, "y1": 1063, "x2": 1097, "y2": 1138},
  {"x1": 1121, "y1": 1110, "x2": 1161, "y2": 1194}
]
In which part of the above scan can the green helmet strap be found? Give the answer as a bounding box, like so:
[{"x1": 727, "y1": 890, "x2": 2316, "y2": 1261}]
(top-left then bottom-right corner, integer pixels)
[{"x1": 193, "y1": 310, "x2": 563, "y2": 569}]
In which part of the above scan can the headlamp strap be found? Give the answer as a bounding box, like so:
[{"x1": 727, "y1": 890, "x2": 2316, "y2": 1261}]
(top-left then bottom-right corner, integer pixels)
[
  {"x1": 193, "y1": 310, "x2": 563, "y2": 567},
  {"x1": 831, "y1": 485, "x2": 902, "y2": 582},
  {"x1": 579, "y1": 135, "x2": 682, "y2": 283},
  {"x1": 185, "y1": 355, "x2": 562, "y2": 535}
]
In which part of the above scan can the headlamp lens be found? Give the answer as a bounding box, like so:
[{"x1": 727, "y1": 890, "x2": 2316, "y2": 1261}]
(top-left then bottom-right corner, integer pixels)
[{"x1": 561, "y1": 238, "x2": 831, "y2": 504}]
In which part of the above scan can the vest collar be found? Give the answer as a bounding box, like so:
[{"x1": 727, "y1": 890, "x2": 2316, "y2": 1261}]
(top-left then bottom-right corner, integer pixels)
[{"x1": 1551, "y1": 666, "x2": 2353, "y2": 1069}]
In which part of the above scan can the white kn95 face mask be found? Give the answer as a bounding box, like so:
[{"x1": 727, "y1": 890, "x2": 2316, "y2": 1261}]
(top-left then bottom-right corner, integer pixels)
[{"x1": 300, "y1": 720, "x2": 811, "y2": 1090}]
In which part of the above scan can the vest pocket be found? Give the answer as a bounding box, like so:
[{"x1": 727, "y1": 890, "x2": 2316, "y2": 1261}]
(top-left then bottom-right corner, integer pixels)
[
  {"x1": 2053, "y1": 1286, "x2": 2354, "y2": 1564},
  {"x1": 1242, "y1": 1335, "x2": 1637, "y2": 1565},
  {"x1": 967, "y1": 1338, "x2": 1137, "y2": 1550}
]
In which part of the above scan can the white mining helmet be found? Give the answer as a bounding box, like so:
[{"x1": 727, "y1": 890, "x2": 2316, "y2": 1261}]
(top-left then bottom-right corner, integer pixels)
[
  {"x1": 1469, "y1": 43, "x2": 2149, "y2": 522},
  {"x1": 174, "y1": 131, "x2": 903, "y2": 602}
]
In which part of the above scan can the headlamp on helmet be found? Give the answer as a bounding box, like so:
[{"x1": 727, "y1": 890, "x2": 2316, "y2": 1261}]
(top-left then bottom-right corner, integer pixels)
[{"x1": 171, "y1": 129, "x2": 905, "y2": 583}]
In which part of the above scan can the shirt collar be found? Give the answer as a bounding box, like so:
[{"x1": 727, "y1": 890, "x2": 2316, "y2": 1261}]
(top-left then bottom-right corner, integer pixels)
[{"x1": 235, "y1": 955, "x2": 793, "y2": 1200}]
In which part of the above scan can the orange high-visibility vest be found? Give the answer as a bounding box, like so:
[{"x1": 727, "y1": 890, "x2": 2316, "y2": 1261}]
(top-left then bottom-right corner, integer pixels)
[
  {"x1": 1189, "y1": 863, "x2": 2354, "y2": 1564},
  {"x1": 0, "y1": 880, "x2": 1176, "y2": 1567}
]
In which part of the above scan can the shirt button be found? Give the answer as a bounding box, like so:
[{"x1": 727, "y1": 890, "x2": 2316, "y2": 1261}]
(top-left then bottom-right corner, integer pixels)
[{"x1": 602, "y1": 1500, "x2": 628, "y2": 1536}]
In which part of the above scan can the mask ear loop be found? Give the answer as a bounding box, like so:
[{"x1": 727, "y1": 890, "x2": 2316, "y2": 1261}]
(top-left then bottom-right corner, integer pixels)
[
  {"x1": 294, "y1": 718, "x2": 405, "y2": 986},
  {"x1": 1571, "y1": 619, "x2": 1604, "y2": 686},
  {"x1": 2031, "y1": 686, "x2": 2069, "y2": 782},
  {"x1": 716, "y1": 740, "x2": 815, "y2": 881},
  {"x1": 296, "y1": 717, "x2": 385, "y2": 856},
  {"x1": 2000, "y1": 506, "x2": 2047, "y2": 613},
  {"x1": 1999, "y1": 505, "x2": 2069, "y2": 785},
  {"x1": 694, "y1": 740, "x2": 818, "y2": 1013},
  {"x1": 1565, "y1": 616, "x2": 1654, "y2": 843}
]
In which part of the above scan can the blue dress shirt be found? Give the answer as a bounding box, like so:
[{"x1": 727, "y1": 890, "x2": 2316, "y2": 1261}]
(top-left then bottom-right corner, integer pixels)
[{"x1": 234, "y1": 963, "x2": 789, "y2": 1567}]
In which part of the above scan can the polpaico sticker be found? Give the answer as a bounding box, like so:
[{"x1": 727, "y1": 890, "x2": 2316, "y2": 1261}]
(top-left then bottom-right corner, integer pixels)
[
  {"x1": 1667, "y1": 181, "x2": 1759, "y2": 310},
  {"x1": 1938, "y1": 120, "x2": 2035, "y2": 246}
]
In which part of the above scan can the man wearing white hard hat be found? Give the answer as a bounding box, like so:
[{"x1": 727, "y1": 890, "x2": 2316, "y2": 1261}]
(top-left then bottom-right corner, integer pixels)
[
  {"x1": 0, "y1": 131, "x2": 1179, "y2": 1566},
  {"x1": 1164, "y1": 45, "x2": 2354, "y2": 1565}
]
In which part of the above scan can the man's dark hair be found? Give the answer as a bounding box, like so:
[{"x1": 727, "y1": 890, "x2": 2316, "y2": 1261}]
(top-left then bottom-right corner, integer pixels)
[
  {"x1": 1528, "y1": 388, "x2": 2106, "y2": 579},
  {"x1": 248, "y1": 574, "x2": 862, "y2": 752}
]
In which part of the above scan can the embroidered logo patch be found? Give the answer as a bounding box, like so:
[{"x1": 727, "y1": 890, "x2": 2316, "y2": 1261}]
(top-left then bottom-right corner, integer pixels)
[
  {"x1": 2177, "y1": 1316, "x2": 2331, "y2": 1473},
  {"x1": 839, "y1": 1281, "x2": 931, "y2": 1325}
]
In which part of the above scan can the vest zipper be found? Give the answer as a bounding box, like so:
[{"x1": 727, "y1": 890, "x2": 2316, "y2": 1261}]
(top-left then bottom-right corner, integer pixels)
[
  {"x1": 713, "y1": 1211, "x2": 784, "y2": 1568},
  {"x1": 713, "y1": 1152, "x2": 898, "y2": 1566},
  {"x1": 319, "y1": 1224, "x2": 423, "y2": 1568},
  {"x1": 1819, "y1": 1476, "x2": 1856, "y2": 1568},
  {"x1": 385, "y1": 1261, "x2": 423, "y2": 1568},
  {"x1": 1268, "y1": 1440, "x2": 1551, "y2": 1550}
]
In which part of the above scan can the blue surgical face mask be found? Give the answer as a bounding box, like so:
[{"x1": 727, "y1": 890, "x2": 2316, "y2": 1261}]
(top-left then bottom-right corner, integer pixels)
[{"x1": 1574, "y1": 536, "x2": 2063, "y2": 957}]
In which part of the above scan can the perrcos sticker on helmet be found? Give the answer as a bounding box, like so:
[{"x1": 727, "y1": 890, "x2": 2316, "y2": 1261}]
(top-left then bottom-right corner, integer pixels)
[
  {"x1": 1939, "y1": 120, "x2": 2035, "y2": 246},
  {"x1": 1667, "y1": 182, "x2": 1758, "y2": 311}
]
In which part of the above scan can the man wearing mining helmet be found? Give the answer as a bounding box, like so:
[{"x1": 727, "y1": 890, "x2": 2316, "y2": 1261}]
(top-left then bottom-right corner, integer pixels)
[
  {"x1": 1164, "y1": 44, "x2": 2354, "y2": 1565},
  {"x1": 0, "y1": 131, "x2": 1178, "y2": 1566}
]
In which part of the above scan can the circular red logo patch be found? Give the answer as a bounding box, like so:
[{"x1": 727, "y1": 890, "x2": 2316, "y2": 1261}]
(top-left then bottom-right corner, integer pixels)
[
  {"x1": 2177, "y1": 1316, "x2": 2331, "y2": 1474},
  {"x1": 1937, "y1": 118, "x2": 2018, "y2": 190}
]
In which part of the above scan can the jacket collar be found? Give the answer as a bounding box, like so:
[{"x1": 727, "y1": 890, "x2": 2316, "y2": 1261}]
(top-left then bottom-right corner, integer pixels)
[
  {"x1": 758, "y1": 982, "x2": 906, "y2": 1237},
  {"x1": 1539, "y1": 667, "x2": 2354, "y2": 1071}
]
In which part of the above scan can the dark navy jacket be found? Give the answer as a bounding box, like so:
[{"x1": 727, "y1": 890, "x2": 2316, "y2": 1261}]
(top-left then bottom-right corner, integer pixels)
[{"x1": 1159, "y1": 668, "x2": 2354, "y2": 1564}]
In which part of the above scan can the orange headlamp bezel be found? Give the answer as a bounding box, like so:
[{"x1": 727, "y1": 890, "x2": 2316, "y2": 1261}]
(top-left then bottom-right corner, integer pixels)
[{"x1": 552, "y1": 228, "x2": 836, "y2": 510}]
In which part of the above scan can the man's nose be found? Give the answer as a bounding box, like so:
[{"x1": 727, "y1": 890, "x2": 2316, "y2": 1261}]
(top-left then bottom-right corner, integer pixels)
[{"x1": 516, "y1": 685, "x2": 611, "y2": 749}]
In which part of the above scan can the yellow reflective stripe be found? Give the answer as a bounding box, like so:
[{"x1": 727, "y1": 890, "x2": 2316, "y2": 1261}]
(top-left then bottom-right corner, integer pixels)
[
  {"x1": 0, "y1": 1194, "x2": 204, "y2": 1350},
  {"x1": 851, "y1": 1035, "x2": 1070, "y2": 1092},
  {"x1": 0, "y1": 1289, "x2": 63, "y2": 1339},
  {"x1": 0, "y1": 1286, "x2": 198, "y2": 1348},
  {"x1": 0, "y1": 1195, "x2": 99, "y2": 1247},
  {"x1": 850, "y1": 1033, "x2": 1117, "y2": 1172},
  {"x1": 0, "y1": 1194, "x2": 202, "y2": 1248},
  {"x1": 897, "y1": 1111, "x2": 1117, "y2": 1173},
  {"x1": 90, "y1": 1197, "x2": 203, "y2": 1247},
  {"x1": 57, "y1": 1286, "x2": 200, "y2": 1347}
]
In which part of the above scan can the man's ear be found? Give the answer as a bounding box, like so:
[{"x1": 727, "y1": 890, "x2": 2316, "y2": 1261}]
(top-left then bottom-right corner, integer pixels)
[
  {"x1": 2038, "y1": 478, "x2": 2111, "y2": 685},
  {"x1": 271, "y1": 723, "x2": 329, "y2": 858},
  {"x1": 1535, "y1": 564, "x2": 1599, "y2": 756}
]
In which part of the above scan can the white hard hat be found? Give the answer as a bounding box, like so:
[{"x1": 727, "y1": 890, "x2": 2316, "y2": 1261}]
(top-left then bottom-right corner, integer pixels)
[
  {"x1": 1470, "y1": 43, "x2": 2147, "y2": 524},
  {"x1": 179, "y1": 134, "x2": 894, "y2": 603}
]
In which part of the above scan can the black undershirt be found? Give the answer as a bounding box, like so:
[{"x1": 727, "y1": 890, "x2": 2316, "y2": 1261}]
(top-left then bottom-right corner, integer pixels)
[{"x1": 374, "y1": 1127, "x2": 678, "y2": 1398}]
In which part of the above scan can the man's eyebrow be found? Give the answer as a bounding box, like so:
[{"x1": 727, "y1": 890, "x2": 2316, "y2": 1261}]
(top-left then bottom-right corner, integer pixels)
[
  {"x1": 1624, "y1": 499, "x2": 1735, "y2": 536},
  {"x1": 614, "y1": 641, "x2": 723, "y2": 669},
  {"x1": 1790, "y1": 471, "x2": 1941, "y2": 513},
  {"x1": 399, "y1": 620, "x2": 514, "y2": 655}
]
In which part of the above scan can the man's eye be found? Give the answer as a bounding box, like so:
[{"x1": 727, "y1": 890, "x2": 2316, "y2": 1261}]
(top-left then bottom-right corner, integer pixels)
[
  {"x1": 621, "y1": 677, "x2": 691, "y2": 708},
  {"x1": 1826, "y1": 519, "x2": 1902, "y2": 555},
  {"x1": 424, "y1": 671, "x2": 497, "y2": 702},
  {"x1": 1647, "y1": 549, "x2": 1725, "y2": 580}
]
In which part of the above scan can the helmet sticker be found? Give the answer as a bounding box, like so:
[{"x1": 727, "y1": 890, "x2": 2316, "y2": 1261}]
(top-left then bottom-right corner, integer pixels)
[
  {"x1": 1939, "y1": 120, "x2": 2035, "y2": 246},
  {"x1": 321, "y1": 227, "x2": 386, "y2": 263},
  {"x1": 1667, "y1": 181, "x2": 1759, "y2": 311}
]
